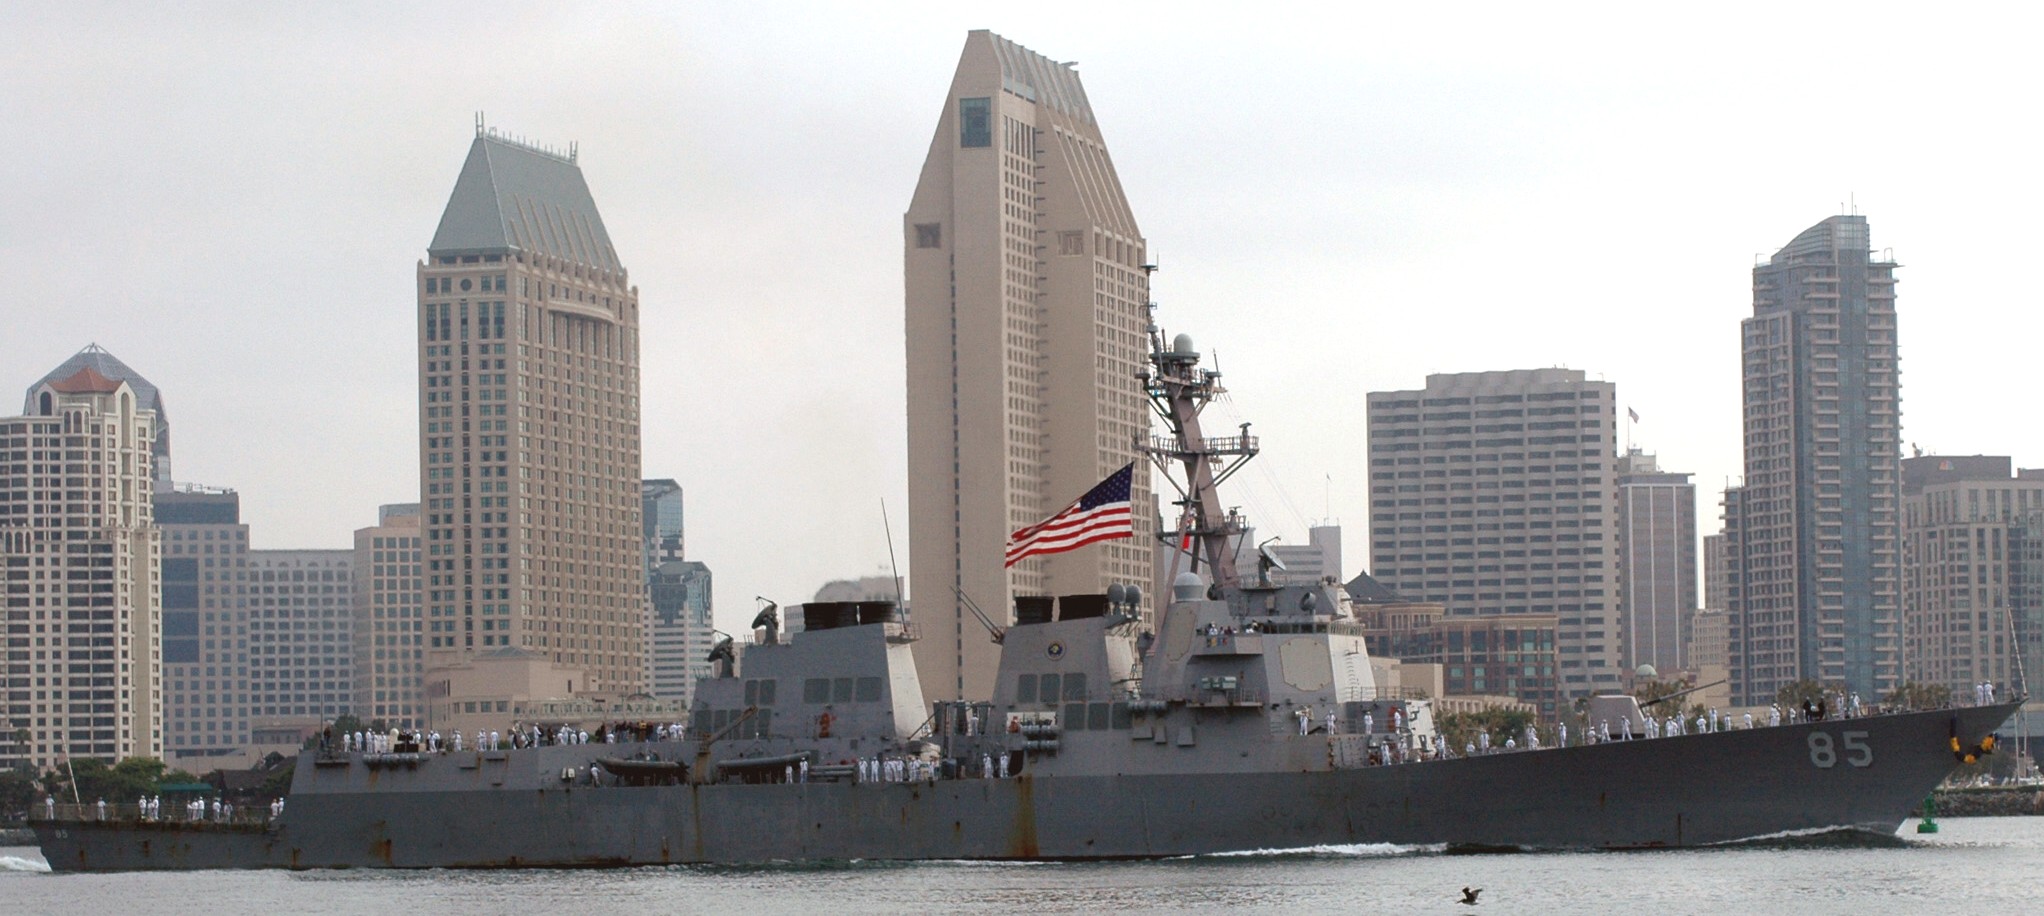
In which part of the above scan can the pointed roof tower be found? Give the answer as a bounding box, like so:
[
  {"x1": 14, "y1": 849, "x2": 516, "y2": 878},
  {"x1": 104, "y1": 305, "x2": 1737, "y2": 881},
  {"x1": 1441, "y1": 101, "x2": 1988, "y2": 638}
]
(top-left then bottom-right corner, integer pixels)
[
  {"x1": 428, "y1": 128, "x2": 622, "y2": 272},
  {"x1": 25, "y1": 344, "x2": 171, "y2": 482}
]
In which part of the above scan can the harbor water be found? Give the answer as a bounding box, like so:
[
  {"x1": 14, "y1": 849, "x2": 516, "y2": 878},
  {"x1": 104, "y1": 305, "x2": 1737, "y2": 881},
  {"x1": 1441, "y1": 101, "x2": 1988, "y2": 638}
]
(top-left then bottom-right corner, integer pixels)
[{"x1": 6, "y1": 817, "x2": 2044, "y2": 914}]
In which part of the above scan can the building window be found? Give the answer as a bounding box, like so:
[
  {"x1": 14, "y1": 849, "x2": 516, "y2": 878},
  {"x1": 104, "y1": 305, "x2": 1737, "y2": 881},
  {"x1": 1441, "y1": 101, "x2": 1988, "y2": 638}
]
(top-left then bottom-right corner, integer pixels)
[
  {"x1": 959, "y1": 97, "x2": 992, "y2": 148},
  {"x1": 915, "y1": 223, "x2": 942, "y2": 249}
]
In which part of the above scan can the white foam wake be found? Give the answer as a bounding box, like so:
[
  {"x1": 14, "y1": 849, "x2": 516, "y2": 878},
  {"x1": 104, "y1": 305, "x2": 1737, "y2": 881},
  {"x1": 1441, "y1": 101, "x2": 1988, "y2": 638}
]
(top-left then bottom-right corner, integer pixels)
[
  {"x1": 0, "y1": 855, "x2": 52, "y2": 873},
  {"x1": 1202, "y1": 842, "x2": 1443, "y2": 859}
]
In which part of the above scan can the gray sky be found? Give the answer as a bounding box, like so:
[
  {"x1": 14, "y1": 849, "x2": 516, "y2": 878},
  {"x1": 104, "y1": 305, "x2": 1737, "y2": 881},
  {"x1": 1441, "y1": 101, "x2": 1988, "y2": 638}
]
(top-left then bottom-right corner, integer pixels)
[{"x1": 6, "y1": 3, "x2": 2041, "y2": 638}]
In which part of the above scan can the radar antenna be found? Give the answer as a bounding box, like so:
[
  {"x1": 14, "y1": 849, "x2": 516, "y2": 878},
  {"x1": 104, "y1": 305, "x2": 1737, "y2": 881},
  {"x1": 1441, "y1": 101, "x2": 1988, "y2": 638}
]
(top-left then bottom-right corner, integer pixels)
[{"x1": 1137, "y1": 276, "x2": 1258, "y2": 590}]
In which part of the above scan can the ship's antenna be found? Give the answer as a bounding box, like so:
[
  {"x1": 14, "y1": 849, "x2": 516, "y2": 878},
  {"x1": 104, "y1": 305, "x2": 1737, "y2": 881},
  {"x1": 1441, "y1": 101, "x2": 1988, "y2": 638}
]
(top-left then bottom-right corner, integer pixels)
[
  {"x1": 881, "y1": 499, "x2": 907, "y2": 614},
  {"x1": 954, "y1": 586, "x2": 1005, "y2": 643}
]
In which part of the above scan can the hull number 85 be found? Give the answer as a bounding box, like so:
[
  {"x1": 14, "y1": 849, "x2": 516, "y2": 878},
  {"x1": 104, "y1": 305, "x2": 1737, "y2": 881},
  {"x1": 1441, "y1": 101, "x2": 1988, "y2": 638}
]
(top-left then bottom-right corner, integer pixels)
[{"x1": 1808, "y1": 730, "x2": 1873, "y2": 768}]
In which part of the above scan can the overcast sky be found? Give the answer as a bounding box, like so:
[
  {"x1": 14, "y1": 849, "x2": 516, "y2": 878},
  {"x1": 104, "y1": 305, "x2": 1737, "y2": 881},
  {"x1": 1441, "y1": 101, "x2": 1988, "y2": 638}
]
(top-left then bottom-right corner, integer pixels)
[{"x1": 6, "y1": 3, "x2": 2041, "y2": 637}]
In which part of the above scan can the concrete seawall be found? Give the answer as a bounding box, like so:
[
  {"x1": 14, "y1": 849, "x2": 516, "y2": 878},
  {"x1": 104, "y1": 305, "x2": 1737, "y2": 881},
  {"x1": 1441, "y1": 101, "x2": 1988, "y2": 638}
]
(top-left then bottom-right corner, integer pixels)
[{"x1": 1932, "y1": 787, "x2": 2044, "y2": 816}]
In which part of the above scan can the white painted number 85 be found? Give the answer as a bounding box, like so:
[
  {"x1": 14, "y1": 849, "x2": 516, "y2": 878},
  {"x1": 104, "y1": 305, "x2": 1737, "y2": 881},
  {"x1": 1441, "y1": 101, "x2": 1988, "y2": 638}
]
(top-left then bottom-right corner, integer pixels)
[{"x1": 1808, "y1": 731, "x2": 1873, "y2": 768}]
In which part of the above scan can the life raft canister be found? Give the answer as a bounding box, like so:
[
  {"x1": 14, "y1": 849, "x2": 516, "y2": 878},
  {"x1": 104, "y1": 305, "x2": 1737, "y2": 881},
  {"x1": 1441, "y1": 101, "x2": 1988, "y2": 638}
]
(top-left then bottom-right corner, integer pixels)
[{"x1": 818, "y1": 711, "x2": 834, "y2": 738}]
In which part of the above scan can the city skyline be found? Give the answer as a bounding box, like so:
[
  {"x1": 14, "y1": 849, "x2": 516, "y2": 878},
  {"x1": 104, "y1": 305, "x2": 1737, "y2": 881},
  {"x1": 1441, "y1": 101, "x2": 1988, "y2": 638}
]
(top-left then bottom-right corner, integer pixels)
[{"x1": 8, "y1": 6, "x2": 2044, "y2": 642}]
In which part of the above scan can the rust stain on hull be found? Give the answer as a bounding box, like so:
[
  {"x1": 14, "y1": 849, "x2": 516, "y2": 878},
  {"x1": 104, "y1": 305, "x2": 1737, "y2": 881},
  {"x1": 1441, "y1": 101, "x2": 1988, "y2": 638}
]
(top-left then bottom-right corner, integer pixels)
[{"x1": 1010, "y1": 776, "x2": 1039, "y2": 858}]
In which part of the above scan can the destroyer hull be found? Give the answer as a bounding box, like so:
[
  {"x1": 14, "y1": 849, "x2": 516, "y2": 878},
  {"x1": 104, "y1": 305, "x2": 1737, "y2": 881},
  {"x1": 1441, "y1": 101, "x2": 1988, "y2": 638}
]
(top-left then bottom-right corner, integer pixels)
[{"x1": 33, "y1": 703, "x2": 2012, "y2": 870}]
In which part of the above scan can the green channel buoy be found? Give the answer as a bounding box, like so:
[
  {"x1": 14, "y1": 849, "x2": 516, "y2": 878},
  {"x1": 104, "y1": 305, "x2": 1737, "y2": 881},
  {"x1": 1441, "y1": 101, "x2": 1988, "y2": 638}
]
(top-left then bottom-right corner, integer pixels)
[{"x1": 1916, "y1": 796, "x2": 1939, "y2": 834}]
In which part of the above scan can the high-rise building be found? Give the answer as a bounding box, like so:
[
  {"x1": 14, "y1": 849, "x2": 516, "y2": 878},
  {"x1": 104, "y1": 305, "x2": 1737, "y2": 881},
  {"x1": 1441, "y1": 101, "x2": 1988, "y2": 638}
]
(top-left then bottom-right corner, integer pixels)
[
  {"x1": 1, "y1": 365, "x2": 162, "y2": 770},
  {"x1": 1615, "y1": 449, "x2": 1697, "y2": 673},
  {"x1": 905, "y1": 31, "x2": 1155, "y2": 701},
  {"x1": 647, "y1": 559, "x2": 711, "y2": 704},
  {"x1": 1365, "y1": 368, "x2": 1623, "y2": 698},
  {"x1": 1730, "y1": 215, "x2": 1901, "y2": 704},
  {"x1": 155, "y1": 486, "x2": 250, "y2": 757},
  {"x1": 642, "y1": 479, "x2": 683, "y2": 572},
  {"x1": 24, "y1": 344, "x2": 173, "y2": 485},
  {"x1": 353, "y1": 504, "x2": 423, "y2": 728},
  {"x1": 419, "y1": 126, "x2": 643, "y2": 694},
  {"x1": 641, "y1": 478, "x2": 710, "y2": 704},
  {"x1": 1899, "y1": 455, "x2": 2044, "y2": 697},
  {"x1": 1266, "y1": 525, "x2": 1344, "y2": 587},
  {"x1": 247, "y1": 550, "x2": 353, "y2": 733},
  {"x1": 1703, "y1": 531, "x2": 1730, "y2": 616}
]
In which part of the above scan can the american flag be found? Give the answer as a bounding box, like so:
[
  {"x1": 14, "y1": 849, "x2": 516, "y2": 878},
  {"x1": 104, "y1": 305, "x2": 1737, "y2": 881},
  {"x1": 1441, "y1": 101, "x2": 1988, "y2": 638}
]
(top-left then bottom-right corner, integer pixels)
[{"x1": 1005, "y1": 463, "x2": 1135, "y2": 567}]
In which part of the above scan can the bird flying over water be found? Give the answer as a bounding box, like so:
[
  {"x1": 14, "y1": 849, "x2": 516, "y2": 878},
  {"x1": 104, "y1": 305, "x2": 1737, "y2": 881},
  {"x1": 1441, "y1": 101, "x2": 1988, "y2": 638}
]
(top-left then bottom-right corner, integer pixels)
[{"x1": 1459, "y1": 886, "x2": 1482, "y2": 905}]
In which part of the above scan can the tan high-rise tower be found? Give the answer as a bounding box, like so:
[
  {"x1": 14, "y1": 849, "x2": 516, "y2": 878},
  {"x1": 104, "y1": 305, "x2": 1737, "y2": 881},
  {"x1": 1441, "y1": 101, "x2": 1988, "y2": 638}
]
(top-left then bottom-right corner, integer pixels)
[
  {"x1": 2, "y1": 365, "x2": 161, "y2": 770},
  {"x1": 419, "y1": 127, "x2": 643, "y2": 695},
  {"x1": 905, "y1": 32, "x2": 1153, "y2": 701}
]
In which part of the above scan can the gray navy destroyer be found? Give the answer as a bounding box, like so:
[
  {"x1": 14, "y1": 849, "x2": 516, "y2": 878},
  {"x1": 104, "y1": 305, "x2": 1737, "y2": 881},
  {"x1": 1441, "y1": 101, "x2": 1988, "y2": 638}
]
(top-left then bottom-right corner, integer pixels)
[{"x1": 32, "y1": 320, "x2": 2018, "y2": 870}]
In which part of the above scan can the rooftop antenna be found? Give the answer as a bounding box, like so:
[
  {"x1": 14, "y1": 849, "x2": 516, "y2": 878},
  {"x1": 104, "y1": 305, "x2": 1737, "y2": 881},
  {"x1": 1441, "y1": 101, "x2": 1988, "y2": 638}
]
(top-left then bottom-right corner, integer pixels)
[{"x1": 475, "y1": 111, "x2": 486, "y2": 137}]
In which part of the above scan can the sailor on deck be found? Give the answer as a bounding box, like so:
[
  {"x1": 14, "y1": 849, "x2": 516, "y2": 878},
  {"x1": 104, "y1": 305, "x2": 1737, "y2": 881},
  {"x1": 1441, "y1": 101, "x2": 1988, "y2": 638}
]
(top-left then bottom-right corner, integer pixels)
[
  {"x1": 1363, "y1": 712, "x2": 1374, "y2": 735},
  {"x1": 998, "y1": 753, "x2": 1010, "y2": 778},
  {"x1": 1297, "y1": 707, "x2": 1311, "y2": 736},
  {"x1": 1477, "y1": 732, "x2": 1490, "y2": 754},
  {"x1": 1559, "y1": 723, "x2": 1568, "y2": 747},
  {"x1": 1327, "y1": 710, "x2": 1339, "y2": 735},
  {"x1": 1768, "y1": 706, "x2": 1781, "y2": 727}
]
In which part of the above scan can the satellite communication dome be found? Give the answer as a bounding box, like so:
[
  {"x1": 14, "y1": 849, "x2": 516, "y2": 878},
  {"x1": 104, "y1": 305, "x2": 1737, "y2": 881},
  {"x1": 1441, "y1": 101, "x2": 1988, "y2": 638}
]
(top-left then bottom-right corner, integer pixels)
[
  {"x1": 1172, "y1": 572, "x2": 1204, "y2": 602},
  {"x1": 1635, "y1": 664, "x2": 1658, "y2": 679},
  {"x1": 1172, "y1": 333, "x2": 1195, "y2": 356}
]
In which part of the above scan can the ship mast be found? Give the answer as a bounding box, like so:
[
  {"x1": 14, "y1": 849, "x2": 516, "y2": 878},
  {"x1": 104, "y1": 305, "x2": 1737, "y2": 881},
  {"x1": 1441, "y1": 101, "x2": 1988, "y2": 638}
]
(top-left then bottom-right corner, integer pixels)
[{"x1": 1138, "y1": 281, "x2": 1258, "y2": 591}]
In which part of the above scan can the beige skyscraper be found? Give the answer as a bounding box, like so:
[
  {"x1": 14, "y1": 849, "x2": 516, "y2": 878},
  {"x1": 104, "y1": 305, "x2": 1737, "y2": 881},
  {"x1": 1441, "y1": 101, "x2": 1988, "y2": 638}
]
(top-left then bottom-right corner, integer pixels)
[
  {"x1": 1899, "y1": 455, "x2": 2044, "y2": 697},
  {"x1": 246, "y1": 549, "x2": 353, "y2": 733},
  {"x1": 354, "y1": 504, "x2": 423, "y2": 728},
  {"x1": 1, "y1": 366, "x2": 161, "y2": 770},
  {"x1": 419, "y1": 126, "x2": 644, "y2": 695},
  {"x1": 905, "y1": 31, "x2": 1154, "y2": 701}
]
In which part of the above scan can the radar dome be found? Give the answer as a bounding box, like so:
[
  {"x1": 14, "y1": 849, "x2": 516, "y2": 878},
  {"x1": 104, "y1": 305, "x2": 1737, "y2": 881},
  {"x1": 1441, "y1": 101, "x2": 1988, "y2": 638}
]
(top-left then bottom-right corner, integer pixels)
[
  {"x1": 1172, "y1": 572, "x2": 1205, "y2": 602},
  {"x1": 1635, "y1": 664, "x2": 1658, "y2": 679},
  {"x1": 1172, "y1": 333, "x2": 1195, "y2": 356}
]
